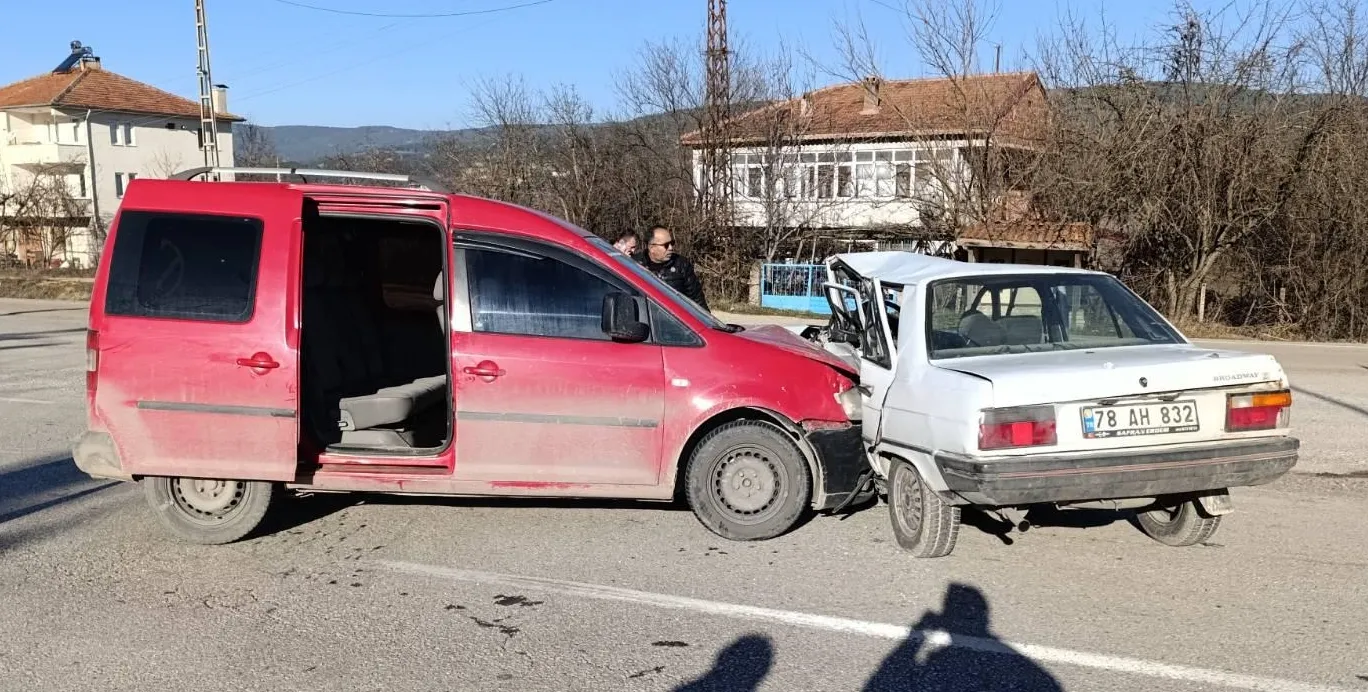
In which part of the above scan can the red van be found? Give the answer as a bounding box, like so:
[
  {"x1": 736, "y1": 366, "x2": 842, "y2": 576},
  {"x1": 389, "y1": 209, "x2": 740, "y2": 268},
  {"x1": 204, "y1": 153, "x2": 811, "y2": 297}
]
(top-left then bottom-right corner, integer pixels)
[{"x1": 73, "y1": 168, "x2": 868, "y2": 545}]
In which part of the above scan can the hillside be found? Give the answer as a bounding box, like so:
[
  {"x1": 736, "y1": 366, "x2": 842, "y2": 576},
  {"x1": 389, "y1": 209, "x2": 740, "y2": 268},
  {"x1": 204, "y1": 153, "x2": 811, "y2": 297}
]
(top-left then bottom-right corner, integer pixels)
[
  {"x1": 239, "y1": 125, "x2": 471, "y2": 164},
  {"x1": 237, "y1": 105, "x2": 729, "y2": 166}
]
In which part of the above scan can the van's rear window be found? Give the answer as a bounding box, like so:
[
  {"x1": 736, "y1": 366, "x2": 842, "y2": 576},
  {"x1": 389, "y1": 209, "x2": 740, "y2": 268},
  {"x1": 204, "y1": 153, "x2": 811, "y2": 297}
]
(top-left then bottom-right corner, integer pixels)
[{"x1": 104, "y1": 211, "x2": 263, "y2": 322}]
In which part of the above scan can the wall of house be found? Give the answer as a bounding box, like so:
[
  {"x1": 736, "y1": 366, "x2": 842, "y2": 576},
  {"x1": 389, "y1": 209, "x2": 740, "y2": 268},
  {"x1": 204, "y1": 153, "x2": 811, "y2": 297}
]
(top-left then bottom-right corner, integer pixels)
[
  {"x1": 1, "y1": 107, "x2": 235, "y2": 266},
  {"x1": 88, "y1": 112, "x2": 236, "y2": 210},
  {"x1": 691, "y1": 139, "x2": 972, "y2": 231}
]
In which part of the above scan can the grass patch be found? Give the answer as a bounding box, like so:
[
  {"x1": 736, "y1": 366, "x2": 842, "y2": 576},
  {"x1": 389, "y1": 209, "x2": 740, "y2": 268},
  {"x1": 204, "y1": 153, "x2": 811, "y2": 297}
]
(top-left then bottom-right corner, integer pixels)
[
  {"x1": 0, "y1": 277, "x2": 93, "y2": 301},
  {"x1": 713, "y1": 301, "x2": 829, "y2": 321}
]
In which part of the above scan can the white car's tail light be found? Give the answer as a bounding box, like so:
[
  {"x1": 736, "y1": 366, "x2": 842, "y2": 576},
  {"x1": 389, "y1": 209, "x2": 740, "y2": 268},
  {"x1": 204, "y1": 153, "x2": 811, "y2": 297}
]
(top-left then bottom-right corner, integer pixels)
[
  {"x1": 979, "y1": 405, "x2": 1057, "y2": 451},
  {"x1": 1225, "y1": 390, "x2": 1291, "y2": 432}
]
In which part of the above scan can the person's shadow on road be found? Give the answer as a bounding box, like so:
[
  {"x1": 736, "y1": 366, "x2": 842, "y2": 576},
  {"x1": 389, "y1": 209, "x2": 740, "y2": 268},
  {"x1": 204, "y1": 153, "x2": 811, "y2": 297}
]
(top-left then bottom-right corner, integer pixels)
[
  {"x1": 673, "y1": 634, "x2": 774, "y2": 692},
  {"x1": 863, "y1": 583, "x2": 1062, "y2": 691}
]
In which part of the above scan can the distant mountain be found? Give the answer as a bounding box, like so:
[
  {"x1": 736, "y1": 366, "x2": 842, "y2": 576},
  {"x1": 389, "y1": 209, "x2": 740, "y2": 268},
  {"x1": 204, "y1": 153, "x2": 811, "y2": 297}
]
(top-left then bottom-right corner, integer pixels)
[
  {"x1": 239, "y1": 125, "x2": 459, "y2": 165},
  {"x1": 239, "y1": 107, "x2": 722, "y2": 166}
]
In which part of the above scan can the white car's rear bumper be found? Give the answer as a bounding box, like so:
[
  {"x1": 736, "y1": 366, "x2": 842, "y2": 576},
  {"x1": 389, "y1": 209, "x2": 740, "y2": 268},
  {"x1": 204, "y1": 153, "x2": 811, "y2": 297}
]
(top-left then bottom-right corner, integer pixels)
[{"x1": 932, "y1": 436, "x2": 1299, "y2": 506}]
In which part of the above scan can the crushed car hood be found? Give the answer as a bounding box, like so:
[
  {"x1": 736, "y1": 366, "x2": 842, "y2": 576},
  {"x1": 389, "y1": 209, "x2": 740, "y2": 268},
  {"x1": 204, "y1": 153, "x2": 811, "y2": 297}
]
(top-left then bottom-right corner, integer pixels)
[
  {"x1": 734, "y1": 324, "x2": 858, "y2": 377},
  {"x1": 934, "y1": 344, "x2": 1286, "y2": 407}
]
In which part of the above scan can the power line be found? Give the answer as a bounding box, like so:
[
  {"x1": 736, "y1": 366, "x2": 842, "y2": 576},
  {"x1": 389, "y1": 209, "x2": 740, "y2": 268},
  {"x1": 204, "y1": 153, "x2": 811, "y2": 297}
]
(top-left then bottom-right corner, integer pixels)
[{"x1": 268, "y1": 0, "x2": 555, "y2": 19}]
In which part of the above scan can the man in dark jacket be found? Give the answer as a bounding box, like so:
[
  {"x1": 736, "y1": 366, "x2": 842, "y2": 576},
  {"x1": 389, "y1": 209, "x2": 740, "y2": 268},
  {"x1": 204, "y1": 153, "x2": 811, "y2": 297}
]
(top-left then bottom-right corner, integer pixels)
[{"x1": 637, "y1": 225, "x2": 709, "y2": 311}]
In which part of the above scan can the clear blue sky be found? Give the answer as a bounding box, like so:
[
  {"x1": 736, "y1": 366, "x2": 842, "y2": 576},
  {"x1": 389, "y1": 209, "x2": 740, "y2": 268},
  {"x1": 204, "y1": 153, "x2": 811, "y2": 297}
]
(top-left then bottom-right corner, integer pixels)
[{"x1": 1, "y1": 0, "x2": 1226, "y2": 129}]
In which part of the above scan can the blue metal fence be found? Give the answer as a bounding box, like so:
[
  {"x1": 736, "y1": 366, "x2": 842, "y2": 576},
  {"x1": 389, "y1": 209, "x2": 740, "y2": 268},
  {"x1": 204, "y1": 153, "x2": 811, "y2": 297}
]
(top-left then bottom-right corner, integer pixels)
[{"x1": 760, "y1": 263, "x2": 831, "y2": 315}]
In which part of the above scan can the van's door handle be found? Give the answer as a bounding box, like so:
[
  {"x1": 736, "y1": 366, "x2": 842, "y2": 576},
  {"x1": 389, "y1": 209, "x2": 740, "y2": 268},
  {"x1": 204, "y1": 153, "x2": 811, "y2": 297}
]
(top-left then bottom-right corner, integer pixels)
[
  {"x1": 236, "y1": 352, "x2": 280, "y2": 370},
  {"x1": 463, "y1": 361, "x2": 506, "y2": 381}
]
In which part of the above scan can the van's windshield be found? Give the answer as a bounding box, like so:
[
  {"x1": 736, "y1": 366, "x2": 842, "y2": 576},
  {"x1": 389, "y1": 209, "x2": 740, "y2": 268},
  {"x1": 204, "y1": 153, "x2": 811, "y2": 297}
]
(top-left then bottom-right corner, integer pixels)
[
  {"x1": 927, "y1": 273, "x2": 1184, "y2": 359},
  {"x1": 586, "y1": 235, "x2": 729, "y2": 330}
]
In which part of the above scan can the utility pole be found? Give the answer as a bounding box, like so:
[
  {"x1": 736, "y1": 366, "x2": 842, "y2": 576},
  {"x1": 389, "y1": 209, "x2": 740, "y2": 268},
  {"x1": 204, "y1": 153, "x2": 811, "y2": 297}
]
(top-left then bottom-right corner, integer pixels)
[
  {"x1": 195, "y1": 0, "x2": 221, "y2": 176},
  {"x1": 702, "y1": 0, "x2": 732, "y2": 247}
]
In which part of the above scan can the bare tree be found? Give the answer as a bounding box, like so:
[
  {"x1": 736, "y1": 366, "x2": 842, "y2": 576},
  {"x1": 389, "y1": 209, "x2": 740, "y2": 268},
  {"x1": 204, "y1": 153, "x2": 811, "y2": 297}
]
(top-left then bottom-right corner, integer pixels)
[
  {"x1": 1030, "y1": 0, "x2": 1310, "y2": 320},
  {"x1": 1, "y1": 164, "x2": 88, "y2": 266},
  {"x1": 234, "y1": 123, "x2": 280, "y2": 168},
  {"x1": 830, "y1": 0, "x2": 1049, "y2": 248},
  {"x1": 149, "y1": 149, "x2": 187, "y2": 179}
]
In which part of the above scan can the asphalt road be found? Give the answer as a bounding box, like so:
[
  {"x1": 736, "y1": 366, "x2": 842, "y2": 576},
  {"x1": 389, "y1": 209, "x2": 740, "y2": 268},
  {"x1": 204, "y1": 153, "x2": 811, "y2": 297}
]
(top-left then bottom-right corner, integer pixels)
[{"x1": 1, "y1": 298, "x2": 1366, "y2": 692}]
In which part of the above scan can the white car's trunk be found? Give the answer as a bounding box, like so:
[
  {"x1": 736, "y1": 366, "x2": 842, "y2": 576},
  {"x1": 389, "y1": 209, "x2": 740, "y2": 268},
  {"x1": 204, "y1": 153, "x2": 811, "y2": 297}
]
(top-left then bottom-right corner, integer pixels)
[{"x1": 934, "y1": 344, "x2": 1289, "y2": 454}]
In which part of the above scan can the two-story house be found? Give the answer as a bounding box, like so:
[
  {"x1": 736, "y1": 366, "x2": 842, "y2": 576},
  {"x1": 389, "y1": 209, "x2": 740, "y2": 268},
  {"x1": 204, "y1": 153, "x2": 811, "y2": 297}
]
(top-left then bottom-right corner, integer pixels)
[
  {"x1": 0, "y1": 43, "x2": 241, "y2": 267},
  {"x1": 681, "y1": 71, "x2": 1093, "y2": 268}
]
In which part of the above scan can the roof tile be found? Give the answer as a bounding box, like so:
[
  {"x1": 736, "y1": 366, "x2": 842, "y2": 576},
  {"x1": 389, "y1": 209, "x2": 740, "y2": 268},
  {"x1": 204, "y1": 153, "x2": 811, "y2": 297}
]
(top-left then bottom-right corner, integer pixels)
[
  {"x1": 0, "y1": 66, "x2": 243, "y2": 121},
  {"x1": 681, "y1": 72, "x2": 1047, "y2": 147}
]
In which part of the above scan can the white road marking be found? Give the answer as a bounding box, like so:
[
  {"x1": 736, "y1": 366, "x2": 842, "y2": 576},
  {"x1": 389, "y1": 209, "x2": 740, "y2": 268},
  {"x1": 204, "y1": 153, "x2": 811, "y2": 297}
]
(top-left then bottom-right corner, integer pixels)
[
  {"x1": 0, "y1": 397, "x2": 54, "y2": 405},
  {"x1": 375, "y1": 560, "x2": 1355, "y2": 692}
]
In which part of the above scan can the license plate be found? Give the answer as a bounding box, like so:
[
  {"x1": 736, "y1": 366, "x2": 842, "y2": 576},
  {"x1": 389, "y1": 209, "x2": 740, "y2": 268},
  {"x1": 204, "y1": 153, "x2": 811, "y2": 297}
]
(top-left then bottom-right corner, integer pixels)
[{"x1": 1081, "y1": 400, "x2": 1200, "y2": 439}]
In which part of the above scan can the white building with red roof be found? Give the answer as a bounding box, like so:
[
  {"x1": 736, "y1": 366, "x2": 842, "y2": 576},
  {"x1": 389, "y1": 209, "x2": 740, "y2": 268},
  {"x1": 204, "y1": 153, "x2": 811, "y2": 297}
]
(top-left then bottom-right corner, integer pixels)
[{"x1": 0, "y1": 42, "x2": 242, "y2": 266}]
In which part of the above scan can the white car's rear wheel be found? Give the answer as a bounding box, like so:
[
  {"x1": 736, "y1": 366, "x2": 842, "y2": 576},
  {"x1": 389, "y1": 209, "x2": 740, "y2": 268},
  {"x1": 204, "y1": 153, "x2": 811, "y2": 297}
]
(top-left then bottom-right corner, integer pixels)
[
  {"x1": 1136, "y1": 498, "x2": 1222, "y2": 547},
  {"x1": 887, "y1": 460, "x2": 960, "y2": 558}
]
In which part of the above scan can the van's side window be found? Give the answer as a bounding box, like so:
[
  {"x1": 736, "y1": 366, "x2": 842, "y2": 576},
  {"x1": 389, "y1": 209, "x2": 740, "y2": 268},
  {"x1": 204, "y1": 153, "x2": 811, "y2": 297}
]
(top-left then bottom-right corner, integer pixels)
[
  {"x1": 104, "y1": 211, "x2": 263, "y2": 322},
  {"x1": 466, "y1": 248, "x2": 616, "y2": 340}
]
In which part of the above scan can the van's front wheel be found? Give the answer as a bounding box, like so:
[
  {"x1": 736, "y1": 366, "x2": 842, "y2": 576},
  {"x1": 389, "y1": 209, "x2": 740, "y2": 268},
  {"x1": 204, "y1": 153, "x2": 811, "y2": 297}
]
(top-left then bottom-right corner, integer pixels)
[
  {"x1": 143, "y1": 476, "x2": 275, "y2": 545},
  {"x1": 685, "y1": 420, "x2": 811, "y2": 541}
]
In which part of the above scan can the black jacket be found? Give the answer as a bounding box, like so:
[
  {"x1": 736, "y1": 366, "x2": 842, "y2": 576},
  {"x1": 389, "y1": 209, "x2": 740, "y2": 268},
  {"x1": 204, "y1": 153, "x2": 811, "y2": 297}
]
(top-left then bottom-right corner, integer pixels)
[{"x1": 637, "y1": 253, "x2": 709, "y2": 311}]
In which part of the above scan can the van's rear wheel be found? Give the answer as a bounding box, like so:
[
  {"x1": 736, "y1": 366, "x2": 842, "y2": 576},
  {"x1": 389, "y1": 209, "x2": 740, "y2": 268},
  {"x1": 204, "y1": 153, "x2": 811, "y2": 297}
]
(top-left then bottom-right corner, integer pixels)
[
  {"x1": 143, "y1": 476, "x2": 275, "y2": 545},
  {"x1": 1136, "y1": 499, "x2": 1222, "y2": 547},
  {"x1": 888, "y1": 460, "x2": 960, "y2": 558},
  {"x1": 685, "y1": 420, "x2": 811, "y2": 541}
]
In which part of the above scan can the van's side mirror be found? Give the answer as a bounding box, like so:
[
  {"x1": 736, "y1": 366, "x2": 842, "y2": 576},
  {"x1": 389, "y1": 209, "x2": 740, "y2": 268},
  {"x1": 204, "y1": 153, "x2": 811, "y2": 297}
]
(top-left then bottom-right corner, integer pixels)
[{"x1": 602, "y1": 292, "x2": 650, "y2": 343}]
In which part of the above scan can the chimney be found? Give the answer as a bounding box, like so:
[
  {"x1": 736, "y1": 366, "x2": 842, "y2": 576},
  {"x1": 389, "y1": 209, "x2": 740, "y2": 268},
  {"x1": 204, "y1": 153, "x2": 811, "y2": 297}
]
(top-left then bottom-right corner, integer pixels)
[
  {"x1": 211, "y1": 84, "x2": 229, "y2": 116},
  {"x1": 861, "y1": 75, "x2": 882, "y2": 114}
]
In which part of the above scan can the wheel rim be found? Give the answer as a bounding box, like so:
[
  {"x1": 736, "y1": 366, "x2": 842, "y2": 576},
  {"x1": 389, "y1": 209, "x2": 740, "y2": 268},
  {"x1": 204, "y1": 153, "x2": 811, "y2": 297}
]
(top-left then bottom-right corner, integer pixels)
[
  {"x1": 170, "y1": 478, "x2": 249, "y2": 526},
  {"x1": 891, "y1": 465, "x2": 924, "y2": 536},
  {"x1": 710, "y1": 444, "x2": 787, "y2": 525},
  {"x1": 1144, "y1": 505, "x2": 1183, "y2": 526}
]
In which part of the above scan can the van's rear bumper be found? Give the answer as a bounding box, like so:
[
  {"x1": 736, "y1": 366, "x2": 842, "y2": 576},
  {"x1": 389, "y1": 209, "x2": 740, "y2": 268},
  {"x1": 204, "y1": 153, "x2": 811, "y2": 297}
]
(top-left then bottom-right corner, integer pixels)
[
  {"x1": 935, "y1": 436, "x2": 1299, "y2": 506},
  {"x1": 72, "y1": 431, "x2": 133, "y2": 482}
]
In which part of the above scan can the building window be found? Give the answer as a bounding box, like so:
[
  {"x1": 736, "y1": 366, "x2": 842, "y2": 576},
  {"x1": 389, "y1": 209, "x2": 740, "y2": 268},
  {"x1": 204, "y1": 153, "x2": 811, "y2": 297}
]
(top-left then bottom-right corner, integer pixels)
[
  {"x1": 746, "y1": 166, "x2": 764, "y2": 198},
  {"x1": 111, "y1": 123, "x2": 135, "y2": 146},
  {"x1": 837, "y1": 164, "x2": 853, "y2": 197},
  {"x1": 114, "y1": 172, "x2": 137, "y2": 198},
  {"x1": 895, "y1": 163, "x2": 912, "y2": 197},
  {"x1": 817, "y1": 164, "x2": 834, "y2": 199}
]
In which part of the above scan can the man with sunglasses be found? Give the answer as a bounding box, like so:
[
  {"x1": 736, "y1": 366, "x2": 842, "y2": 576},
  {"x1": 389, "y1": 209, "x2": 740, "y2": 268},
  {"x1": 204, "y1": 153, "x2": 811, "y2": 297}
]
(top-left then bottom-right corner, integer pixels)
[{"x1": 637, "y1": 225, "x2": 709, "y2": 311}]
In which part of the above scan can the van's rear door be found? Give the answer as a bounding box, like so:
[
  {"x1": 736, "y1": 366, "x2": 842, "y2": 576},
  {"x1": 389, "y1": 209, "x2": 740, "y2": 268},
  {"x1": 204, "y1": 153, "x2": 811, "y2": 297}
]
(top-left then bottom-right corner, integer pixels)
[{"x1": 90, "y1": 179, "x2": 304, "y2": 482}]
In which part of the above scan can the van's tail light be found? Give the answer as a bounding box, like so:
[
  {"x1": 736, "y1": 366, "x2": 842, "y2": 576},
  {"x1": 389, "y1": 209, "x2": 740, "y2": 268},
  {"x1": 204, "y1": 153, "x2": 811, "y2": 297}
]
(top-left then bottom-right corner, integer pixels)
[
  {"x1": 85, "y1": 329, "x2": 99, "y2": 396},
  {"x1": 1226, "y1": 390, "x2": 1291, "y2": 432},
  {"x1": 979, "y1": 405, "x2": 1057, "y2": 451}
]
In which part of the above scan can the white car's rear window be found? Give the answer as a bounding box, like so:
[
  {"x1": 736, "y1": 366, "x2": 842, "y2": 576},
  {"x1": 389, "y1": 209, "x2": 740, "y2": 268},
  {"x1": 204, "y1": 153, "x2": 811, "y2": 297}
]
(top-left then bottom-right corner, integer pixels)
[{"x1": 926, "y1": 274, "x2": 1183, "y2": 359}]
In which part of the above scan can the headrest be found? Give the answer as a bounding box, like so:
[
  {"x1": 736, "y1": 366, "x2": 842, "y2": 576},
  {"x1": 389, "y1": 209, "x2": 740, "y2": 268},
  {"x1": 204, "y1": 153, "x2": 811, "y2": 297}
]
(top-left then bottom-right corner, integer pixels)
[{"x1": 432, "y1": 272, "x2": 445, "y2": 301}]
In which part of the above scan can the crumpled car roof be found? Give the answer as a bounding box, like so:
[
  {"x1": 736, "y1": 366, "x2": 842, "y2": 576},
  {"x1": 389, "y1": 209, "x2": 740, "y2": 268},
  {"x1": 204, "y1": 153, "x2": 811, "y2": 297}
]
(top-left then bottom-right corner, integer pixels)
[{"x1": 828, "y1": 251, "x2": 1101, "y2": 286}]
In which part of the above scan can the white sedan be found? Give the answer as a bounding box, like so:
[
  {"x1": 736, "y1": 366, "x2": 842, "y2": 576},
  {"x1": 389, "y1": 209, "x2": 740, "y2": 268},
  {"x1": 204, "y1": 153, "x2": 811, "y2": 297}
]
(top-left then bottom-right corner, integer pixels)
[{"x1": 797, "y1": 251, "x2": 1299, "y2": 558}]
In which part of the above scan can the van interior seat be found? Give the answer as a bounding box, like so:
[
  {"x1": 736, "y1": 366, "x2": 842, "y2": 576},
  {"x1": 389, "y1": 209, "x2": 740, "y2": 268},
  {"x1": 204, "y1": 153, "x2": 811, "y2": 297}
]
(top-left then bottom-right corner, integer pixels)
[{"x1": 301, "y1": 231, "x2": 446, "y2": 446}]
